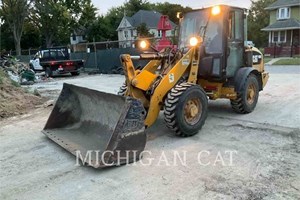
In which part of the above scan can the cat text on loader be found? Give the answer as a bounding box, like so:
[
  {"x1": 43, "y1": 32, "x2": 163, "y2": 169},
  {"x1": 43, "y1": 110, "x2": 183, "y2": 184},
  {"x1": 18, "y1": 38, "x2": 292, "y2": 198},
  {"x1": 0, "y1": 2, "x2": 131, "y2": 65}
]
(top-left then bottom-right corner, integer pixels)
[{"x1": 43, "y1": 5, "x2": 269, "y2": 168}]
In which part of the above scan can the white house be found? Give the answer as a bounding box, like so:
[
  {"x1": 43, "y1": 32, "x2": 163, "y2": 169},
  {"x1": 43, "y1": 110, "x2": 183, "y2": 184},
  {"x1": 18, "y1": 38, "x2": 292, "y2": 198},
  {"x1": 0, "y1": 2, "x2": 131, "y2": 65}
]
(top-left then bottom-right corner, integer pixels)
[
  {"x1": 70, "y1": 27, "x2": 87, "y2": 45},
  {"x1": 117, "y1": 10, "x2": 176, "y2": 48}
]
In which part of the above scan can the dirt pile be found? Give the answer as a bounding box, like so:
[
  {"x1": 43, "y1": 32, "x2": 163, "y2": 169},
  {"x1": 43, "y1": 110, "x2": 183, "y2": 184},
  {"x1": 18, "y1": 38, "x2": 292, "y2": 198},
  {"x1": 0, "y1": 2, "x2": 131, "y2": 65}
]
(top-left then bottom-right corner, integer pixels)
[{"x1": 0, "y1": 69, "x2": 44, "y2": 119}]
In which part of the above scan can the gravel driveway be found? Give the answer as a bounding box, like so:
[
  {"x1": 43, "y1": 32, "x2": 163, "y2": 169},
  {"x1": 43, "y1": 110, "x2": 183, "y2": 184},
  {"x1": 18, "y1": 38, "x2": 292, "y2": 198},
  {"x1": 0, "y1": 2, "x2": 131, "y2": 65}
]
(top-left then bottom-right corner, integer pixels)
[{"x1": 0, "y1": 65, "x2": 299, "y2": 200}]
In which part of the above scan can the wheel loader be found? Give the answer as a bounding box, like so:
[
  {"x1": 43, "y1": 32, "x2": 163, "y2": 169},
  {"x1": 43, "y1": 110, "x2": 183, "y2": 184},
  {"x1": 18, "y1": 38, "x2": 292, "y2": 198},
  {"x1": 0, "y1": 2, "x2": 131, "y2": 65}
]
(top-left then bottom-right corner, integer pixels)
[{"x1": 42, "y1": 5, "x2": 269, "y2": 168}]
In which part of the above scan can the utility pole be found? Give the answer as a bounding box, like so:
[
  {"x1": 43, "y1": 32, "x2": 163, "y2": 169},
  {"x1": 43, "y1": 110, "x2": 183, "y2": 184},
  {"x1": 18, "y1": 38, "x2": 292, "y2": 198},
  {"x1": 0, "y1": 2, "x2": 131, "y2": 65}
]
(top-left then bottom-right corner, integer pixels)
[
  {"x1": 0, "y1": 18, "x2": 3, "y2": 53},
  {"x1": 93, "y1": 37, "x2": 98, "y2": 70}
]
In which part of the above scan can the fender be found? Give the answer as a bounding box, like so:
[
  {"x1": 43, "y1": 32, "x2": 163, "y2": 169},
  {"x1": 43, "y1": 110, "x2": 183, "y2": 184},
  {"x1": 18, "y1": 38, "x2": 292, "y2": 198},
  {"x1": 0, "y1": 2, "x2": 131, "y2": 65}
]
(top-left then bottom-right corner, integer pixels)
[{"x1": 234, "y1": 67, "x2": 262, "y2": 92}]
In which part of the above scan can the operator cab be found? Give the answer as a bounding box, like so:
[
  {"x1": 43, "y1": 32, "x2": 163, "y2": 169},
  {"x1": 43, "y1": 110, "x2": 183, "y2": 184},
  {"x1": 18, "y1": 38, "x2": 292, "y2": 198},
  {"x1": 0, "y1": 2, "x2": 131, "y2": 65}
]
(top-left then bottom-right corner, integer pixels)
[{"x1": 178, "y1": 5, "x2": 246, "y2": 80}]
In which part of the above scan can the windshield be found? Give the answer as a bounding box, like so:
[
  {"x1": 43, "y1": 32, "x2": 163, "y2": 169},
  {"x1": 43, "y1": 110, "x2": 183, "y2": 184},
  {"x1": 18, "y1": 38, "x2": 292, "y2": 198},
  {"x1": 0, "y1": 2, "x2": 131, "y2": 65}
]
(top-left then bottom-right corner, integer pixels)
[{"x1": 179, "y1": 9, "x2": 223, "y2": 54}]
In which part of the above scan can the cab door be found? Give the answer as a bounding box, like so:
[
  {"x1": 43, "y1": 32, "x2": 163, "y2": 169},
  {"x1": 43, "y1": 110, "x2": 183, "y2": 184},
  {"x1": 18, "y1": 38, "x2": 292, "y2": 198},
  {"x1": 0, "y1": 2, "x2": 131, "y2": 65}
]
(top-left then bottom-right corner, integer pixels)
[
  {"x1": 226, "y1": 9, "x2": 244, "y2": 77},
  {"x1": 32, "y1": 52, "x2": 43, "y2": 70}
]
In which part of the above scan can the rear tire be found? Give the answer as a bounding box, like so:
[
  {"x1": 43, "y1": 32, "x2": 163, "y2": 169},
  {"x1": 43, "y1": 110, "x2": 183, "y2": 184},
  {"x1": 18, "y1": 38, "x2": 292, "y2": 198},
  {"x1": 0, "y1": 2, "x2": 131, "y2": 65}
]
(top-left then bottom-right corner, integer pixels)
[
  {"x1": 164, "y1": 82, "x2": 208, "y2": 137},
  {"x1": 45, "y1": 67, "x2": 52, "y2": 78},
  {"x1": 231, "y1": 74, "x2": 259, "y2": 114},
  {"x1": 71, "y1": 72, "x2": 80, "y2": 76}
]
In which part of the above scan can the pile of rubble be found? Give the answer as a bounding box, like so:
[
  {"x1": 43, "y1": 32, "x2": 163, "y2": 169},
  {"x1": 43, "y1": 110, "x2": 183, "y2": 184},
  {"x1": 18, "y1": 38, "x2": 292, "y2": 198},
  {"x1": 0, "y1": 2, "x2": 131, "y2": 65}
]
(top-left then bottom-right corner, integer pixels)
[
  {"x1": 0, "y1": 55, "x2": 43, "y2": 85},
  {"x1": 0, "y1": 55, "x2": 45, "y2": 119}
]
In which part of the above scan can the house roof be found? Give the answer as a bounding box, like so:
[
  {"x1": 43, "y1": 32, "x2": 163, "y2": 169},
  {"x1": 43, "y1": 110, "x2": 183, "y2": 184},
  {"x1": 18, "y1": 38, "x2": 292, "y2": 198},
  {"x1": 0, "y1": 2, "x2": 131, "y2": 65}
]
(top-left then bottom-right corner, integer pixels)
[
  {"x1": 265, "y1": 0, "x2": 300, "y2": 10},
  {"x1": 117, "y1": 10, "x2": 176, "y2": 30},
  {"x1": 73, "y1": 26, "x2": 86, "y2": 36},
  {"x1": 124, "y1": 16, "x2": 134, "y2": 25},
  {"x1": 261, "y1": 18, "x2": 300, "y2": 31}
]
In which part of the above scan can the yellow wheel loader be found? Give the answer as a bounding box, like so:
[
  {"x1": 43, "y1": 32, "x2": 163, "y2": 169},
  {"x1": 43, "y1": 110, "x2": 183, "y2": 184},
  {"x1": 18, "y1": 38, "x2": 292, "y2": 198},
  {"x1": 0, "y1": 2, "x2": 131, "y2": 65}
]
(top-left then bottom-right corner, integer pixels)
[{"x1": 43, "y1": 5, "x2": 269, "y2": 168}]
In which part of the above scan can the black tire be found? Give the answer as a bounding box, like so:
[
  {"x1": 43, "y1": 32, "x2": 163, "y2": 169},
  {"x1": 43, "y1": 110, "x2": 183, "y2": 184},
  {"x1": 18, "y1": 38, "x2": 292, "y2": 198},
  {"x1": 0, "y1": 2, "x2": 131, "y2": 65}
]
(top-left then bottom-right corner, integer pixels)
[
  {"x1": 117, "y1": 83, "x2": 127, "y2": 96},
  {"x1": 164, "y1": 82, "x2": 208, "y2": 137},
  {"x1": 231, "y1": 74, "x2": 259, "y2": 114},
  {"x1": 71, "y1": 71, "x2": 80, "y2": 76},
  {"x1": 45, "y1": 67, "x2": 52, "y2": 78}
]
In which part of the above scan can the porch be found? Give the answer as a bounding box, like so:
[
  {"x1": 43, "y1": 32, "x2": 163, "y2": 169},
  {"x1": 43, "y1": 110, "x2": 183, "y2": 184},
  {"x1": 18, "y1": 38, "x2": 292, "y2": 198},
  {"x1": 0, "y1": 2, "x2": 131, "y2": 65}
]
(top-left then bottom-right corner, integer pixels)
[{"x1": 264, "y1": 29, "x2": 300, "y2": 57}]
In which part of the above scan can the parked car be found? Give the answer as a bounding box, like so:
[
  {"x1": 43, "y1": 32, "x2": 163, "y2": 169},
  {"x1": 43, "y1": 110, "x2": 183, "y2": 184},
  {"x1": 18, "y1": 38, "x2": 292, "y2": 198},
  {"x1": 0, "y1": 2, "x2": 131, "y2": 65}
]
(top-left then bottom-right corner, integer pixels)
[{"x1": 29, "y1": 47, "x2": 84, "y2": 77}]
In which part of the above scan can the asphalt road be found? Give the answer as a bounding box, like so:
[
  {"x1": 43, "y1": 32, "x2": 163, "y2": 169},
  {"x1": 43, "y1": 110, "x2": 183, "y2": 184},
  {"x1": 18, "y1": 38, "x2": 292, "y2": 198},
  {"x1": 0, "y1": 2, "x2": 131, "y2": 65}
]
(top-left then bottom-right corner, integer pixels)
[{"x1": 0, "y1": 65, "x2": 299, "y2": 200}]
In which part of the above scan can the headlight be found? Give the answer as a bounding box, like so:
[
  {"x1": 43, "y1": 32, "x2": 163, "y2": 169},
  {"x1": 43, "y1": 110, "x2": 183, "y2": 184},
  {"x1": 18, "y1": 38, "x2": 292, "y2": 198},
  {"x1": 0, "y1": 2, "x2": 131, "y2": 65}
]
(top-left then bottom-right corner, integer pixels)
[
  {"x1": 189, "y1": 37, "x2": 198, "y2": 47},
  {"x1": 139, "y1": 40, "x2": 147, "y2": 49}
]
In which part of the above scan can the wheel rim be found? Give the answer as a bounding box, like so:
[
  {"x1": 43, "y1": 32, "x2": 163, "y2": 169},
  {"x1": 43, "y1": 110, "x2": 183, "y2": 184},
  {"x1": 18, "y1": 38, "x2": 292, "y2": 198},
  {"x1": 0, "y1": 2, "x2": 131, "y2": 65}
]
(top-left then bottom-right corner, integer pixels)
[
  {"x1": 247, "y1": 83, "x2": 257, "y2": 105},
  {"x1": 184, "y1": 98, "x2": 202, "y2": 125}
]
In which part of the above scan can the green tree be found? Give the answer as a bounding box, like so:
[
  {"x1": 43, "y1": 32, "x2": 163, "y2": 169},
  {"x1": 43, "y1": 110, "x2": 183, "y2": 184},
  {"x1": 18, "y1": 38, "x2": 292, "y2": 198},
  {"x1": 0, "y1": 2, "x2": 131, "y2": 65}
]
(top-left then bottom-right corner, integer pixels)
[
  {"x1": 123, "y1": 0, "x2": 153, "y2": 16},
  {"x1": 104, "y1": 7, "x2": 126, "y2": 40},
  {"x1": 0, "y1": 0, "x2": 31, "y2": 55},
  {"x1": 88, "y1": 16, "x2": 114, "y2": 41},
  {"x1": 64, "y1": 0, "x2": 97, "y2": 31},
  {"x1": 0, "y1": 21, "x2": 15, "y2": 52},
  {"x1": 136, "y1": 23, "x2": 153, "y2": 37},
  {"x1": 154, "y1": 2, "x2": 192, "y2": 24},
  {"x1": 31, "y1": 0, "x2": 70, "y2": 47},
  {"x1": 21, "y1": 20, "x2": 41, "y2": 49},
  {"x1": 248, "y1": 0, "x2": 277, "y2": 48}
]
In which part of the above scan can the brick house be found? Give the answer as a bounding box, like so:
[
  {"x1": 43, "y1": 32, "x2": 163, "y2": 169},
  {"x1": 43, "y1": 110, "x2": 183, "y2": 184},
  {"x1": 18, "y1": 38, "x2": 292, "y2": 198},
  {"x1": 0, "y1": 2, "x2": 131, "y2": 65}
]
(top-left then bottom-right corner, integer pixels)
[{"x1": 262, "y1": 0, "x2": 300, "y2": 57}]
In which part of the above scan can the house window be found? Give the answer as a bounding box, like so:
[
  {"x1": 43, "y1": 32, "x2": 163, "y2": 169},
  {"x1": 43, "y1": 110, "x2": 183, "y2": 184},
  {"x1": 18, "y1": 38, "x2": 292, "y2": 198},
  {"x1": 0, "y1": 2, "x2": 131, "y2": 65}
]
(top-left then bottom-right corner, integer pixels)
[
  {"x1": 273, "y1": 31, "x2": 279, "y2": 42},
  {"x1": 277, "y1": 7, "x2": 290, "y2": 20},
  {"x1": 72, "y1": 34, "x2": 76, "y2": 41},
  {"x1": 272, "y1": 31, "x2": 286, "y2": 43},
  {"x1": 124, "y1": 30, "x2": 128, "y2": 39}
]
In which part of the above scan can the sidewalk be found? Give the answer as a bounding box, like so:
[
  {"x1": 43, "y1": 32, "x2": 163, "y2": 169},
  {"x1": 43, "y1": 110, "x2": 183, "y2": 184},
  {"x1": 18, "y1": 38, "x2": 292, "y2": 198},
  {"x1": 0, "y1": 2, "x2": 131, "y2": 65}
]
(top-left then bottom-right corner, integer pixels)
[{"x1": 265, "y1": 57, "x2": 293, "y2": 65}]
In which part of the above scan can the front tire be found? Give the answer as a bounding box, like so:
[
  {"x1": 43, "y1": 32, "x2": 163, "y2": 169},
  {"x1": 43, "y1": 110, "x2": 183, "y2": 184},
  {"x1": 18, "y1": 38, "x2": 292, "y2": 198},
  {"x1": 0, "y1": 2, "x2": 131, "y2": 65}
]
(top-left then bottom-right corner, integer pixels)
[
  {"x1": 231, "y1": 74, "x2": 259, "y2": 113},
  {"x1": 164, "y1": 82, "x2": 208, "y2": 137}
]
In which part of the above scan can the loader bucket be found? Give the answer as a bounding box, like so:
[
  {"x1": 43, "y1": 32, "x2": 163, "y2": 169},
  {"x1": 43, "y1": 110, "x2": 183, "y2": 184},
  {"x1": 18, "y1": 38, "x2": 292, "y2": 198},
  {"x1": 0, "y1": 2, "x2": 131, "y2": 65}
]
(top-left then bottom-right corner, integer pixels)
[{"x1": 42, "y1": 83, "x2": 146, "y2": 168}]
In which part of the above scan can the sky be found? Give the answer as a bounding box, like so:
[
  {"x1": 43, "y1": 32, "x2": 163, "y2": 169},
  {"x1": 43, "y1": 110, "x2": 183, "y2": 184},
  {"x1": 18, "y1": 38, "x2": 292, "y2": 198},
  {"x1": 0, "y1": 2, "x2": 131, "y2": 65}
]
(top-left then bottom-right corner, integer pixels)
[{"x1": 92, "y1": 0, "x2": 252, "y2": 15}]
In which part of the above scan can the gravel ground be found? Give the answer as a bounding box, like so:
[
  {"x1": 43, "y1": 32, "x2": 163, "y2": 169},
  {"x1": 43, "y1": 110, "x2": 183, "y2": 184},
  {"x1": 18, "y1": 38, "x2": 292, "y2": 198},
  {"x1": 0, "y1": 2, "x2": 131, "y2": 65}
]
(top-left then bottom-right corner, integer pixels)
[{"x1": 0, "y1": 65, "x2": 299, "y2": 200}]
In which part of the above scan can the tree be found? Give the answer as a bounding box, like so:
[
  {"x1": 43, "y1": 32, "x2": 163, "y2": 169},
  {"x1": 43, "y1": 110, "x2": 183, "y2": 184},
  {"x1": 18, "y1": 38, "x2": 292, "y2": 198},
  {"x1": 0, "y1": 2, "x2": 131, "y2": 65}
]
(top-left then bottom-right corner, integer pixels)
[
  {"x1": 88, "y1": 16, "x2": 114, "y2": 41},
  {"x1": 64, "y1": 0, "x2": 97, "y2": 32},
  {"x1": 248, "y1": 0, "x2": 277, "y2": 48},
  {"x1": 136, "y1": 23, "x2": 153, "y2": 37},
  {"x1": 21, "y1": 19, "x2": 41, "y2": 49},
  {"x1": 0, "y1": 21, "x2": 15, "y2": 51},
  {"x1": 31, "y1": 0, "x2": 70, "y2": 47},
  {"x1": 0, "y1": 0, "x2": 31, "y2": 55},
  {"x1": 123, "y1": 0, "x2": 152, "y2": 16},
  {"x1": 104, "y1": 7, "x2": 126, "y2": 41},
  {"x1": 154, "y1": 2, "x2": 192, "y2": 24}
]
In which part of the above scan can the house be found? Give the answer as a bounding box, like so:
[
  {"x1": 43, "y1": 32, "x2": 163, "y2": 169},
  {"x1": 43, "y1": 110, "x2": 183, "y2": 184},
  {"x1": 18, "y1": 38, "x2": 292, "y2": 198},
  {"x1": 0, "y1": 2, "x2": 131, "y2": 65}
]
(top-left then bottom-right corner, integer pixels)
[
  {"x1": 70, "y1": 27, "x2": 87, "y2": 45},
  {"x1": 262, "y1": 0, "x2": 300, "y2": 57},
  {"x1": 117, "y1": 10, "x2": 176, "y2": 48}
]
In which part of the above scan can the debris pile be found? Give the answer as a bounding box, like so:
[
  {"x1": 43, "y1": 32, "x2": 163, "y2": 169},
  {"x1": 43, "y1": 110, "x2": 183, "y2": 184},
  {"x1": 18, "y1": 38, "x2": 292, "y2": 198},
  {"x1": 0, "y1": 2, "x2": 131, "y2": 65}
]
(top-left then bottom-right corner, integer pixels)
[
  {"x1": 0, "y1": 55, "x2": 36, "y2": 85},
  {"x1": 0, "y1": 59, "x2": 44, "y2": 119}
]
